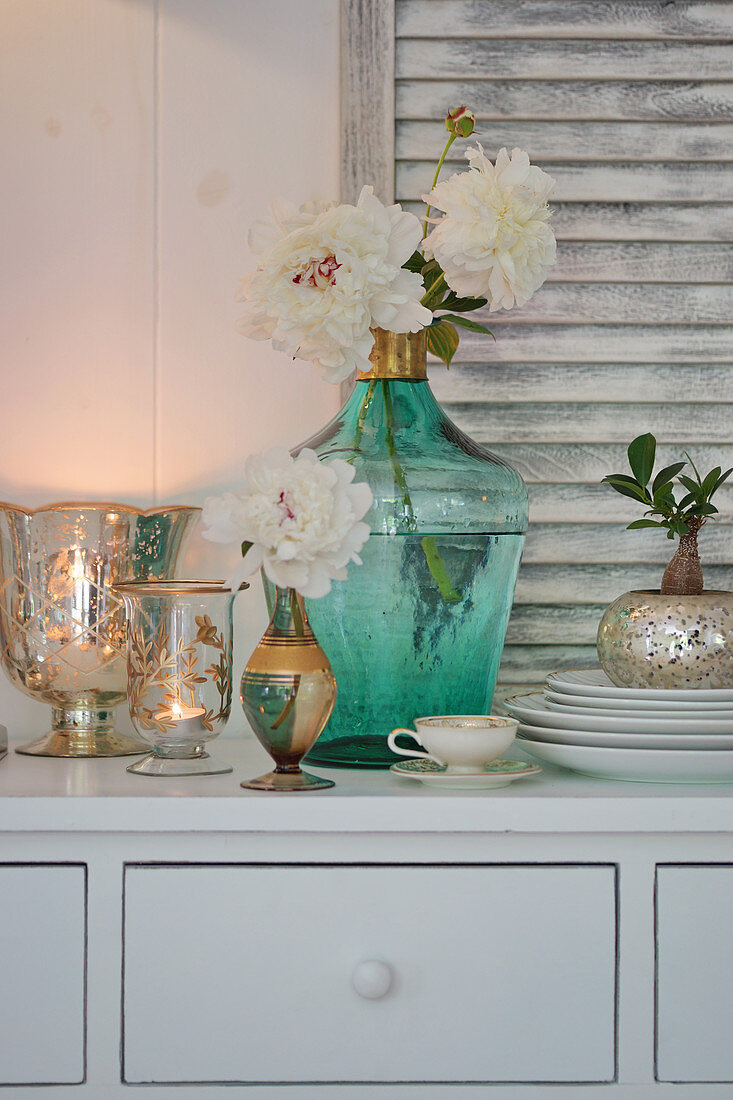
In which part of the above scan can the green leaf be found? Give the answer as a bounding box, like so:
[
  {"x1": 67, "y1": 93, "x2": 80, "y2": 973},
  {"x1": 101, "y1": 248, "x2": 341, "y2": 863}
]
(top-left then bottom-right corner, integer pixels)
[
  {"x1": 652, "y1": 462, "x2": 686, "y2": 494},
  {"x1": 708, "y1": 464, "x2": 730, "y2": 495},
  {"x1": 689, "y1": 502, "x2": 718, "y2": 516},
  {"x1": 627, "y1": 433, "x2": 656, "y2": 488},
  {"x1": 677, "y1": 491, "x2": 697, "y2": 510},
  {"x1": 626, "y1": 519, "x2": 663, "y2": 530},
  {"x1": 713, "y1": 467, "x2": 733, "y2": 495},
  {"x1": 684, "y1": 451, "x2": 703, "y2": 484},
  {"x1": 420, "y1": 260, "x2": 444, "y2": 302},
  {"x1": 602, "y1": 479, "x2": 650, "y2": 505},
  {"x1": 603, "y1": 473, "x2": 643, "y2": 489},
  {"x1": 440, "y1": 292, "x2": 489, "y2": 313},
  {"x1": 701, "y1": 466, "x2": 722, "y2": 499},
  {"x1": 403, "y1": 250, "x2": 425, "y2": 275},
  {"x1": 421, "y1": 259, "x2": 442, "y2": 287},
  {"x1": 678, "y1": 474, "x2": 702, "y2": 499},
  {"x1": 421, "y1": 264, "x2": 448, "y2": 309},
  {"x1": 426, "y1": 319, "x2": 459, "y2": 369},
  {"x1": 436, "y1": 313, "x2": 494, "y2": 336},
  {"x1": 603, "y1": 474, "x2": 649, "y2": 495},
  {"x1": 652, "y1": 481, "x2": 674, "y2": 504}
]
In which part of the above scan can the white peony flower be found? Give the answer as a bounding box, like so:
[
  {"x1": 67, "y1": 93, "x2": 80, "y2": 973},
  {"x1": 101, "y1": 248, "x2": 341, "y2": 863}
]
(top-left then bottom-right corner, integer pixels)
[
  {"x1": 235, "y1": 186, "x2": 432, "y2": 383},
  {"x1": 423, "y1": 145, "x2": 556, "y2": 312},
  {"x1": 202, "y1": 448, "x2": 373, "y2": 598}
]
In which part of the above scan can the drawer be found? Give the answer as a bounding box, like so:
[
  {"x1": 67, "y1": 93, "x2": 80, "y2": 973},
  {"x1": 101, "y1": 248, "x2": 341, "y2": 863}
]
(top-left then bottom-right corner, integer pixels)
[
  {"x1": 657, "y1": 864, "x2": 733, "y2": 1082},
  {"x1": 123, "y1": 863, "x2": 616, "y2": 1084},
  {"x1": 0, "y1": 864, "x2": 86, "y2": 1085}
]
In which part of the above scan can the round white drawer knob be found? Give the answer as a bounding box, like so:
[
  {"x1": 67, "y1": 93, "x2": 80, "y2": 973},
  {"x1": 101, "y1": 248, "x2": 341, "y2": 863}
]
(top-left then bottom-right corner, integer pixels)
[{"x1": 352, "y1": 959, "x2": 393, "y2": 999}]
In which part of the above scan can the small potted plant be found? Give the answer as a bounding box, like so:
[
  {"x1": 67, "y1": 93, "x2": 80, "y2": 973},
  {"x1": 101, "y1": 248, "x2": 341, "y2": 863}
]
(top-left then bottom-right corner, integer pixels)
[{"x1": 597, "y1": 433, "x2": 733, "y2": 688}]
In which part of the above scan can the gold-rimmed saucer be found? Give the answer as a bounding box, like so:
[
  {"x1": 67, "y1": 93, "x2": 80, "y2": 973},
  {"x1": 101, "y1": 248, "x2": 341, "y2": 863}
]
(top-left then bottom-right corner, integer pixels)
[{"x1": 390, "y1": 758, "x2": 541, "y2": 789}]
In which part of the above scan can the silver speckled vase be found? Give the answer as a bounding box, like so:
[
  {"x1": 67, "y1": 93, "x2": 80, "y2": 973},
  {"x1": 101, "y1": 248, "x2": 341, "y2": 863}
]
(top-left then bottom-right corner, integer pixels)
[{"x1": 597, "y1": 589, "x2": 733, "y2": 689}]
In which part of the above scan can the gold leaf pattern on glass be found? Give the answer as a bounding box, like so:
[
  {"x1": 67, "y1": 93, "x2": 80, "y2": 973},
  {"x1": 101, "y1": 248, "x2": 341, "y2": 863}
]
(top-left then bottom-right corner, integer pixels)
[{"x1": 128, "y1": 615, "x2": 232, "y2": 734}]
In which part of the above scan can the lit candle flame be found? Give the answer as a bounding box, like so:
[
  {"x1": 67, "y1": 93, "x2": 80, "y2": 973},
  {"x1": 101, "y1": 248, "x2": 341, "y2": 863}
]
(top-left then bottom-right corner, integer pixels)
[{"x1": 72, "y1": 548, "x2": 85, "y2": 581}]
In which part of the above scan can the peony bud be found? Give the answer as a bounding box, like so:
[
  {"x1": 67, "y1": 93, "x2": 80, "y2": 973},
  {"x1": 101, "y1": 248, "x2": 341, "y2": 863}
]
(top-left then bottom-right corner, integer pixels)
[{"x1": 445, "y1": 106, "x2": 475, "y2": 138}]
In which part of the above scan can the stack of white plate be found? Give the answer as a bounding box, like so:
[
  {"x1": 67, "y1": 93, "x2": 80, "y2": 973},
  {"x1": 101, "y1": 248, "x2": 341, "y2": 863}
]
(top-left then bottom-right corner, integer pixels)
[{"x1": 505, "y1": 668, "x2": 733, "y2": 783}]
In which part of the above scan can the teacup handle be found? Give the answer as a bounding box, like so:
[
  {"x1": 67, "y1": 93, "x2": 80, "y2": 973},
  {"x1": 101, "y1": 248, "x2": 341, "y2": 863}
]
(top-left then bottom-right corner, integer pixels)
[{"x1": 388, "y1": 728, "x2": 443, "y2": 765}]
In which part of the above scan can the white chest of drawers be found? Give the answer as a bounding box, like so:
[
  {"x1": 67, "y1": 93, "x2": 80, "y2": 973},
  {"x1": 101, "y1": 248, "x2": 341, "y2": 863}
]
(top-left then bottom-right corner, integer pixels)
[{"x1": 2, "y1": 737, "x2": 733, "y2": 1097}]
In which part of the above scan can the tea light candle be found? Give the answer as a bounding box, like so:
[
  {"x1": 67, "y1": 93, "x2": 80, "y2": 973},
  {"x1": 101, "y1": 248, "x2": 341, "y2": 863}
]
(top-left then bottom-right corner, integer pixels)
[{"x1": 154, "y1": 701, "x2": 207, "y2": 736}]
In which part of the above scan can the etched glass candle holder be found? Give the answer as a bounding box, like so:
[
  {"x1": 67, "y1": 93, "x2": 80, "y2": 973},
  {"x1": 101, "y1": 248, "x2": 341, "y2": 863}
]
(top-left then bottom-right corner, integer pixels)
[{"x1": 115, "y1": 580, "x2": 245, "y2": 777}]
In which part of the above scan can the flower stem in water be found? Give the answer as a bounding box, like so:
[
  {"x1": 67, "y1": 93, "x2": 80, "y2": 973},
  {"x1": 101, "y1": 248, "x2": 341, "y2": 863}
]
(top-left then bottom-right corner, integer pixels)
[
  {"x1": 351, "y1": 379, "x2": 377, "y2": 460},
  {"x1": 381, "y1": 382, "x2": 461, "y2": 601},
  {"x1": 381, "y1": 381, "x2": 417, "y2": 531},
  {"x1": 422, "y1": 535, "x2": 461, "y2": 602}
]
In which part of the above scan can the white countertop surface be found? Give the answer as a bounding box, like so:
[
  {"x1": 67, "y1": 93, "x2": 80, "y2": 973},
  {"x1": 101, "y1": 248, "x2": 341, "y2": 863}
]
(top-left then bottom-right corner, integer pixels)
[{"x1": 1, "y1": 736, "x2": 733, "y2": 834}]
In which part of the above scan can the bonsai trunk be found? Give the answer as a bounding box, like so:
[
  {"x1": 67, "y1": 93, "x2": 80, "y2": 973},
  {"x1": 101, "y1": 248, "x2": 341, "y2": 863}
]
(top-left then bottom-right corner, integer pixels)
[{"x1": 660, "y1": 521, "x2": 704, "y2": 596}]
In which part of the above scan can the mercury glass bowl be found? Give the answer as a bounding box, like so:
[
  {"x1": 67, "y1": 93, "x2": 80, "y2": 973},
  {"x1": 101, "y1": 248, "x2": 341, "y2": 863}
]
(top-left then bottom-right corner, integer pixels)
[{"x1": 0, "y1": 501, "x2": 200, "y2": 757}]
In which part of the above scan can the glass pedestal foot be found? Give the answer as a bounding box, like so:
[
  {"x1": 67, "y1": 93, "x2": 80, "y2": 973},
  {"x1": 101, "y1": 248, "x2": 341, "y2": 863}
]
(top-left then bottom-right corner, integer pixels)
[
  {"x1": 16, "y1": 726, "x2": 148, "y2": 758},
  {"x1": 241, "y1": 768, "x2": 335, "y2": 792},
  {"x1": 127, "y1": 748, "x2": 233, "y2": 777}
]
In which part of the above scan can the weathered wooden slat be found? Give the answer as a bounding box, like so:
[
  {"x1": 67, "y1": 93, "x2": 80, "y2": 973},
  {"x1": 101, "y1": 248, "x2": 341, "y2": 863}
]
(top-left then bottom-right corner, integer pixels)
[
  {"x1": 448, "y1": 326, "x2": 733, "y2": 362},
  {"x1": 430, "y1": 363, "x2": 733, "y2": 404},
  {"x1": 341, "y1": 0, "x2": 395, "y2": 203},
  {"x1": 482, "y1": 284, "x2": 733, "y2": 326},
  {"x1": 548, "y1": 243, "x2": 733, "y2": 283},
  {"x1": 552, "y1": 204, "x2": 733, "y2": 241},
  {"x1": 398, "y1": 119, "x2": 733, "y2": 164},
  {"x1": 489, "y1": 443, "x2": 733, "y2": 483},
  {"x1": 499, "y1": 644, "x2": 599, "y2": 679},
  {"x1": 404, "y1": 200, "x2": 733, "y2": 241},
  {"x1": 391, "y1": 9, "x2": 733, "y2": 677},
  {"x1": 526, "y1": 483, "x2": 733, "y2": 524},
  {"x1": 446, "y1": 400, "x2": 733, "y2": 443},
  {"x1": 514, "y1": 563, "x2": 733, "y2": 603},
  {"x1": 397, "y1": 39, "x2": 733, "y2": 81},
  {"x1": 396, "y1": 79, "x2": 733, "y2": 123},
  {"x1": 523, "y1": 523, "x2": 733, "y2": 563},
  {"x1": 506, "y1": 604, "x2": 607, "y2": 645},
  {"x1": 398, "y1": 160, "x2": 733, "y2": 202},
  {"x1": 397, "y1": 1, "x2": 733, "y2": 40}
]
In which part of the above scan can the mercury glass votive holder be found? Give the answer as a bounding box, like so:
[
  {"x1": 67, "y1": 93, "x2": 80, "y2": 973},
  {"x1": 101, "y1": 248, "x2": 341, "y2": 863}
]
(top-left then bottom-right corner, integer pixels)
[
  {"x1": 0, "y1": 501, "x2": 200, "y2": 758},
  {"x1": 115, "y1": 580, "x2": 246, "y2": 777}
]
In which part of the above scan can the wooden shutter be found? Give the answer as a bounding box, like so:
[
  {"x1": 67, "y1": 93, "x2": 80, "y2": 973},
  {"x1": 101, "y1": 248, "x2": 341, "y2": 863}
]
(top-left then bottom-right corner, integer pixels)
[{"x1": 343, "y1": 0, "x2": 733, "y2": 701}]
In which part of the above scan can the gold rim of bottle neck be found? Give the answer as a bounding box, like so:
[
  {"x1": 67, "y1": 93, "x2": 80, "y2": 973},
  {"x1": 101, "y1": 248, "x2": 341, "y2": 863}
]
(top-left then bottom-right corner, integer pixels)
[{"x1": 356, "y1": 328, "x2": 428, "y2": 381}]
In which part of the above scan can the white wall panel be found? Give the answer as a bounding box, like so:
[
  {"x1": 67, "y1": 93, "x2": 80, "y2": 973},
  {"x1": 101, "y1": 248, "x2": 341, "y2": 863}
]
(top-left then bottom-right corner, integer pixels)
[
  {"x1": 0, "y1": 0, "x2": 156, "y2": 738},
  {"x1": 153, "y1": 0, "x2": 341, "y2": 674},
  {"x1": 155, "y1": 0, "x2": 341, "y2": 504},
  {"x1": 0, "y1": 0, "x2": 155, "y2": 504}
]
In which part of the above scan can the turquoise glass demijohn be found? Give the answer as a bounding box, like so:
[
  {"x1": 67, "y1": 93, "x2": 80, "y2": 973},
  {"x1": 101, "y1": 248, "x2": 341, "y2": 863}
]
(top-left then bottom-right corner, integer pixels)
[{"x1": 272, "y1": 328, "x2": 528, "y2": 768}]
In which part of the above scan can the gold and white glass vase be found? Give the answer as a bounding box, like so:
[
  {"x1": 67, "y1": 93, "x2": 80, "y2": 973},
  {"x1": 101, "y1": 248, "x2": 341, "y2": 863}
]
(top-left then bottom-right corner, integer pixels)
[
  {"x1": 241, "y1": 586, "x2": 336, "y2": 791},
  {"x1": 116, "y1": 580, "x2": 244, "y2": 777},
  {"x1": 0, "y1": 501, "x2": 199, "y2": 757}
]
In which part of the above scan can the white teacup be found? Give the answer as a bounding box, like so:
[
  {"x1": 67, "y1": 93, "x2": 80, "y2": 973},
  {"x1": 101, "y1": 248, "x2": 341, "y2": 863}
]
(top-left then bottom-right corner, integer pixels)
[{"x1": 388, "y1": 715, "x2": 518, "y2": 774}]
